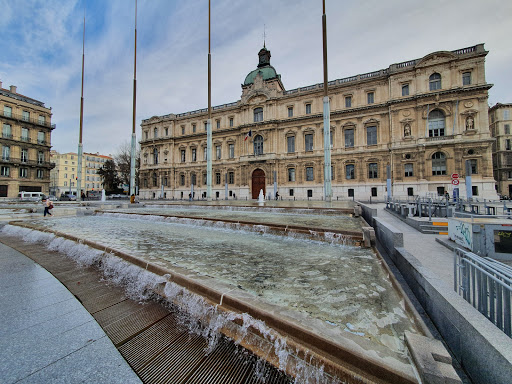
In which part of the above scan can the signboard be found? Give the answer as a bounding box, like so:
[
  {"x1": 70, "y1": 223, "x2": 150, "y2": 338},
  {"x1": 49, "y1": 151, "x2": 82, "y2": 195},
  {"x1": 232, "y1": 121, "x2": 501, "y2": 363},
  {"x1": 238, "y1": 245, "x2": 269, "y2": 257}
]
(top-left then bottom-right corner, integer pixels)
[
  {"x1": 451, "y1": 173, "x2": 459, "y2": 179},
  {"x1": 452, "y1": 179, "x2": 460, "y2": 185},
  {"x1": 448, "y1": 219, "x2": 473, "y2": 250}
]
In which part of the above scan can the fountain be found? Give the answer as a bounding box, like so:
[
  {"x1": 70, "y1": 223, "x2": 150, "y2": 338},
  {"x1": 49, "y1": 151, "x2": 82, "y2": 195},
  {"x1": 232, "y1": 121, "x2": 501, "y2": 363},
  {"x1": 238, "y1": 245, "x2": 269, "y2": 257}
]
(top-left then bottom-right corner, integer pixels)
[
  {"x1": 257, "y1": 189, "x2": 265, "y2": 203},
  {"x1": 1, "y1": 206, "x2": 429, "y2": 383}
]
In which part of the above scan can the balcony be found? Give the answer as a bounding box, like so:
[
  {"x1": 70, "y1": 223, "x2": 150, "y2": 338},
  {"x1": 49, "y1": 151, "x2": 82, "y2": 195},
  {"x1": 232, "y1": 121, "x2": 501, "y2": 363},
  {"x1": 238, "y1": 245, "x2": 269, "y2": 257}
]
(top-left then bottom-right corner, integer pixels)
[{"x1": 0, "y1": 109, "x2": 56, "y2": 129}]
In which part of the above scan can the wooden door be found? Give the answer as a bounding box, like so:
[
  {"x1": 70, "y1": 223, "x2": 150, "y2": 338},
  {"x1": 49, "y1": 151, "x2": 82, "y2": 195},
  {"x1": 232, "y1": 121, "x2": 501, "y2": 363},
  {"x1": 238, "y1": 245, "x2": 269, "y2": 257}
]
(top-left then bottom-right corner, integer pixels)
[{"x1": 251, "y1": 169, "x2": 266, "y2": 199}]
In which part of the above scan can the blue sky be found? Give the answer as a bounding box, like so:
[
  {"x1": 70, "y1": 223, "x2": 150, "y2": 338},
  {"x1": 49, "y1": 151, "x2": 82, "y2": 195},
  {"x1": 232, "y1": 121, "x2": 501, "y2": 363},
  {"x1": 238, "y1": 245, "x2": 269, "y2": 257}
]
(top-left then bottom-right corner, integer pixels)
[{"x1": 1, "y1": 0, "x2": 511, "y2": 156}]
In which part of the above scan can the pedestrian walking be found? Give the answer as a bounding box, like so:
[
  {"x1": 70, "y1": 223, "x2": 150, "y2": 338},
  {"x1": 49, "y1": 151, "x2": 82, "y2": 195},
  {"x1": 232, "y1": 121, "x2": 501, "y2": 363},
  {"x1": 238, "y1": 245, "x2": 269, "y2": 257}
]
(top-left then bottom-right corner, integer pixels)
[{"x1": 43, "y1": 198, "x2": 53, "y2": 217}]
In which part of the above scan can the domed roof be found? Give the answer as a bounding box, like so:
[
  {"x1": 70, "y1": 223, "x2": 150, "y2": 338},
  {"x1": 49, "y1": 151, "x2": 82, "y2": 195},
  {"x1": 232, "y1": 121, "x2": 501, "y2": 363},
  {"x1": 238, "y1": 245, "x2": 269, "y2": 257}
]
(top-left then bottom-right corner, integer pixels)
[
  {"x1": 243, "y1": 46, "x2": 280, "y2": 86},
  {"x1": 244, "y1": 66, "x2": 278, "y2": 85}
]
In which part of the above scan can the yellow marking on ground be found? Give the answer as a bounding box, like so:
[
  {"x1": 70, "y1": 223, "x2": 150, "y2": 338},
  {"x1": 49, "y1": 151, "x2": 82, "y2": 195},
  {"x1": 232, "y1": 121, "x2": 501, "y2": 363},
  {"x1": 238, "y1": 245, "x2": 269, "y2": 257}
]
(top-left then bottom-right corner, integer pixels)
[
  {"x1": 433, "y1": 222, "x2": 448, "y2": 226},
  {"x1": 439, "y1": 232, "x2": 449, "y2": 235}
]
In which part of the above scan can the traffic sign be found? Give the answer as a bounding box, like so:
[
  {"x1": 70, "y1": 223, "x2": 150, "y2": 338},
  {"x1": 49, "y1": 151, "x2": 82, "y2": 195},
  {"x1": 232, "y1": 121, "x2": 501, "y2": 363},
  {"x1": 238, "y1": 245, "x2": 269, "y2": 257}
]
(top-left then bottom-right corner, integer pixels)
[
  {"x1": 452, "y1": 179, "x2": 460, "y2": 185},
  {"x1": 451, "y1": 173, "x2": 459, "y2": 179}
]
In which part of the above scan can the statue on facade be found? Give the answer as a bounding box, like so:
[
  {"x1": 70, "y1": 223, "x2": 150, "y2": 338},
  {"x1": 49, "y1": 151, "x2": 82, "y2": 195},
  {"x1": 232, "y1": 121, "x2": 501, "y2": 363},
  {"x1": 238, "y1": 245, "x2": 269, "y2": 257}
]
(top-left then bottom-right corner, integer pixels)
[
  {"x1": 404, "y1": 124, "x2": 411, "y2": 137},
  {"x1": 466, "y1": 115, "x2": 474, "y2": 130}
]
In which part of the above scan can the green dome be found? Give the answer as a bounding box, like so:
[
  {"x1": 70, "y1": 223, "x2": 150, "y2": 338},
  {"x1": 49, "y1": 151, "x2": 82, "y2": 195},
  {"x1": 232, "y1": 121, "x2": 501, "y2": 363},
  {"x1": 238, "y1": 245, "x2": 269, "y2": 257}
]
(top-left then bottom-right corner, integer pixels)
[{"x1": 244, "y1": 66, "x2": 278, "y2": 85}]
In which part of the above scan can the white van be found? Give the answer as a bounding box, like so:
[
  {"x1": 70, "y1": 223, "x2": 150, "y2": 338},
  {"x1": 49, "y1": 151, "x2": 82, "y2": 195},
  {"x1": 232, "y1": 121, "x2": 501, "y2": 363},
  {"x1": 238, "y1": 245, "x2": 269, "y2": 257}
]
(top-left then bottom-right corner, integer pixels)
[{"x1": 18, "y1": 192, "x2": 46, "y2": 201}]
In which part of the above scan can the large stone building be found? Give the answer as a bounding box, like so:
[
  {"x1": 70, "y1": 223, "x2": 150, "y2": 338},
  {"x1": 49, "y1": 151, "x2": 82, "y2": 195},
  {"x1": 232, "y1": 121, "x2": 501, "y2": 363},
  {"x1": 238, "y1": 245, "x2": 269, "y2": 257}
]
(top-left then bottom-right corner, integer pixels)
[
  {"x1": 489, "y1": 103, "x2": 512, "y2": 197},
  {"x1": 0, "y1": 82, "x2": 54, "y2": 198},
  {"x1": 140, "y1": 44, "x2": 497, "y2": 201},
  {"x1": 50, "y1": 151, "x2": 112, "y2": 197}
]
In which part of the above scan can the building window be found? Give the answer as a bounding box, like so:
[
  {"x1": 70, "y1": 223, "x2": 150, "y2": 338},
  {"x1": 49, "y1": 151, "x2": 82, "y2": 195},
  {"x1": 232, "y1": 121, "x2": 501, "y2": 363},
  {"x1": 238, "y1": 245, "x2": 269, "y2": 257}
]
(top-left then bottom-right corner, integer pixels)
[
  {"x1": 4, "y1": 106, "x2": 12, "y2": 117},
  {"x1": 229, "y1": 144, "x2": 235, "y2": 159},
  {"x1": 19, "y1": 168, "x2": 28, "y2": 178},
  {"x1": 368, "y1": 163, "x2": 378, "y2": 179},
  {"x1": 462, "y1": 72, "x2": 471, "y2": 86},
  {"x1": 429, "y1": 73, "x2": 442, "y2": 91},
  {"x1": 38, "y1": 151, "x2": 44, "y2": 164},
  {"x1": 165, "y1": 127, "x2": 169, "y2": 136},
  {"x1": 305, "y1": 103, "x2": 311, "y2": 114},
  {"x1": 192, "y1": 148, "x2": 197, "y2": 162},
  {"x1": 254, "y1": 107, "x2": 263, "y2": 122},
  {"x1": 181, "y1": 126, "x2": 185, "y2": 135},
  {"x1": 470, "y1": 159, "x2": 478, "y2": 174},
  {"x1": 228, "y1": 172, "x2": 234, "y2": 184},
  {"x1": 288, "y1": 107, "x2": 293, "y2": 117},
  {"x1": 306, "y1": 167, "x2": 314, "y2": 181},
  {"x1": 287, "y1": 136, "x2": 295, "y2": 153},
  {"x1": 432, "y1": 152, "x2": 447, "y2": 175},
  {"x1": 288, "y1": 168, "x2": 296, "y2": 182},
  {"x1": 254, "y1": 135, "x2": 263, "y2": 155},
  {"x1": 345, "y1": 96, "x2": 352, "y2": 108},
  {"x1": 154, "y1": 128, "x2": 158, "y2": 138},
  {"x1": 331, "y1": 165, "x2": 335, "y2": 180},
  {"x1": 428, "y1": 110, "x2": 445, "y2": 137},
  {"x1": 348, "y1": 189, "x2": 354, "y2": 197},
  {"x1": 21, "y1": 149, "x2": 28, "y2": 163},
  {"x1": 21, "y1": 127, "x2": 29, "y2": 141},
  {"x1": 371, "y1": 187, "x2": 378, "y2": 197},
  {"x1": 38, "y1": 115, "x2": 45, "y2": 125},
  {"x1": 289, "y1": 188, "x2": 294, "y2": 197},
  {"x1": 367, "y1": 92, "x2": 374, "y2": 104},
  {"x1": 229, "y1": 118, "x2": 234, "y2": 127},
  {"x1": 402, "y1": 84, "x2": 409, "y2": 96},
  {"x1": 344, "y1": 129, "x2": 354, "y2": 148},
  {"x1": 366, "y1": 126, "x2": 377, "y2": 146},
  {"x1": 189, "y1": 173, "x2": 195, "y2": 185},
  {"x1": 37, "y1": 169, "x2": 44, "y2": 179},
  {"x1": 204, "y1": 147, "x2": 207, "y2": 161},
  {"x1": 215, "y1": 172, "x2": 221, "y2": 184},
  {"x1": 2, "y1": 124, "x2": 11, "y2": 139},
  {"x1": 407, "y1": 187, "x2": 414, "y2": 196},
  {"x1": 216, "y1": 120, "x2": 220, "y2": 129},
  {"x1": 404, "y1": 163, "x2": 414, "y2": 177},
  {"x1": 346, "y1": 164, "x2": 355, "y2": 179},
  {"x1": 192, "y1": 124, "x2": 196, "y2": 133},
  {"x1": 179, "y1": 174, "x2": 185, "y2": 186},
  {"x1": 204, "y1": 122, "x2": 208, "y2": 131},
  {"x1": 504, "y1": 110, "x2": 510, "y2": 120},
  {"x1": 216, "y1": 145, "x2": 221, "y2": 160},
  {"x1": 153, "y1": 148, "x2": 158, "y2": 164},
  {"x1": 22, "y1": 110, "x2": 29, "y2": 121},
  {"x1": 64, "y1": 181, "x2": 67, "y2": 187},
  {"x1": 472, "y1": 186, "x2": 478, "y2": 196},
  {"x1": 307, "y1": 189, "x2": 313, "y2": 198},
  {"x1": 181, "y1": 149, "x2": 186, "y2": 162},
  {"x1": 152, "y1": 172, "x2": 158, "y2": 186},
  {"x1": 143, "y1": 178, "x2": 148, "y2": 188},
  {"x1": 145, "y1": 131, "x2": 148, "y2": 140},
  {"x1": 1, "y1": 166, "x2": 9, "y2": 176},
  {"x1": 38, "y1": 131, "x2": 45, "y2": 144},
  {"x1": 505, "y1": 124, "x2": 510, "y2": 135},
  {"x1": 330, "y1": 131, "x2": 334, "y2": 148},
  {"x1": 305, "y1": 134, "x2": 313, "y2": 151}
]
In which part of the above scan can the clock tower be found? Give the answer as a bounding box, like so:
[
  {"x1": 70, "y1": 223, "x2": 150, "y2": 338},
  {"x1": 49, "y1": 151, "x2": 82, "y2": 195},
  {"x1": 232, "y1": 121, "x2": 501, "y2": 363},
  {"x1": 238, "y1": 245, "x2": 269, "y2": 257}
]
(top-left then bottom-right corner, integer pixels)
[{"x1": 257, "y1": 47, "x2": 271, "y2": 68}]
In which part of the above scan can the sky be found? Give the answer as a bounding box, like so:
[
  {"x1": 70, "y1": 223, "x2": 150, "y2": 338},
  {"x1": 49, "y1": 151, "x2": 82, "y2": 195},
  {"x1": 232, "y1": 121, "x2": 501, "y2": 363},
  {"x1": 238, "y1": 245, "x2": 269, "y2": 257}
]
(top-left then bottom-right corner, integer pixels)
[{"x1": 0, "y1": 0, "x2": 511, "y2": 156}]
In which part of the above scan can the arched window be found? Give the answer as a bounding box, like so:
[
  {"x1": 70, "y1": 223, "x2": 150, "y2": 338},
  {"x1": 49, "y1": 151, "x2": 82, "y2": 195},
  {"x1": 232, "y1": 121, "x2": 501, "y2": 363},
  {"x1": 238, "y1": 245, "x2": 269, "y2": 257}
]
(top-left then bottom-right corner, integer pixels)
[
  {"x1": 191, "y1": 173, "x2": 197, "y2": 185},
  {"x1": 429, "y1": 73, "x2": 441, "y2": 91},
  {"x1": 152, "y1": 172, "x2": 158, "y2": 186},
  {"x1": 154, "y1": 127, "x2": 158, "y2": 138},
  {"x1": 428, "y1": 110, "x2": 445, "y2": 137},
  {"x1": 254, "y1": 135, "x2": 264, "y2": 155},
  {"x1": 153, "y1": 148, "x2": 158, "y2": 164},
  {"x1": 253, "y1": 107, "x2": 263, "y2": 122},
  {"x1": 432, "y1": 152, "x2": 447, "y2": 175}
]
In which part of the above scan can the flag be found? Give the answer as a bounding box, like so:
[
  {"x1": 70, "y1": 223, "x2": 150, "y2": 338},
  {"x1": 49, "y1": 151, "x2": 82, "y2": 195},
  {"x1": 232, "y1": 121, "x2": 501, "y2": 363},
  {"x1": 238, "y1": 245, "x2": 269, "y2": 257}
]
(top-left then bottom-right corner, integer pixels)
[{"x1": 244, "y1": 129, "x2": 252, "y2": 141}]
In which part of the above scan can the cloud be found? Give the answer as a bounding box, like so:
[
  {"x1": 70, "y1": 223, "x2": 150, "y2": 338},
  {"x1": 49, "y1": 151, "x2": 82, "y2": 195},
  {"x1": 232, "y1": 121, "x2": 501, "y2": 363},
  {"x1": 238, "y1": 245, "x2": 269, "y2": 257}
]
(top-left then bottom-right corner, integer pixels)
[{"x1": 1, "y1": 0, "x2": 511, "y2": 155}]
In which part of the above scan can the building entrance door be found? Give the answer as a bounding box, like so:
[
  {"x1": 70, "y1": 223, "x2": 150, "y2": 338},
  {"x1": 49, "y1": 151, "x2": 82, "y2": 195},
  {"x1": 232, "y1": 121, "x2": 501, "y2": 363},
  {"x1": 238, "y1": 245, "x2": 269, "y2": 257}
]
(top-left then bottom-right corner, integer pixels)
[
  {"x1": 251, "y1": 169, "x2": 265, "y2": 199},
  {"x1": 0, "y1": 185, "x2": 7, "y2": 197}
]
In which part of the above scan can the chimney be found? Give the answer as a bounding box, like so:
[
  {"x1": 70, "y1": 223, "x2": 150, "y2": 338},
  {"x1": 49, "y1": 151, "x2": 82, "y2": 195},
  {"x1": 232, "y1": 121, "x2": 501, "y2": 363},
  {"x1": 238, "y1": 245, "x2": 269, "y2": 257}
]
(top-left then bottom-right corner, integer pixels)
[{"x1": 10, "y1": 85, "x2": 17, "y2": 93}]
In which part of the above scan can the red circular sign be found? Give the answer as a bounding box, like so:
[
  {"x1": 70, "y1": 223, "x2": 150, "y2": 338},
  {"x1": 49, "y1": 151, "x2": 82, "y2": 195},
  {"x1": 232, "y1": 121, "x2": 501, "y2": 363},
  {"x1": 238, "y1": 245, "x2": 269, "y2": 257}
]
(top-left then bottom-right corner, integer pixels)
[
  {"x1": 451, "y1": 173, "x2": 459, "y2": 179},
  {"x1": 452, "y1": 179, "x2": 460, "y2": 185}
]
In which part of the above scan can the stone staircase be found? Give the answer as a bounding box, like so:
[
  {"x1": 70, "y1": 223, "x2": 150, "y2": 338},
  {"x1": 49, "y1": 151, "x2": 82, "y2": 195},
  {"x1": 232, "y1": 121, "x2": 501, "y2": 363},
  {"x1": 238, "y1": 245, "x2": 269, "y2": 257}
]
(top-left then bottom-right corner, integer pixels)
[{"x1": 419, "y1": 220, "x2": 449, "y2": 235}]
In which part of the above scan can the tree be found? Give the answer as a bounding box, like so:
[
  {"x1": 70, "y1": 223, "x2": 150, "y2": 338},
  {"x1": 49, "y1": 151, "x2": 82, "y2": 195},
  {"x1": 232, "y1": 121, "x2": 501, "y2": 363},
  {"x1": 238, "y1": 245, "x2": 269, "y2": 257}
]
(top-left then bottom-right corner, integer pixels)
[
  {"x1": 114, "y1": 141, "x2": 140, "y2": 192},
  {"x1": 98, "y1": 159, "x2": 121, "y2": 193}
]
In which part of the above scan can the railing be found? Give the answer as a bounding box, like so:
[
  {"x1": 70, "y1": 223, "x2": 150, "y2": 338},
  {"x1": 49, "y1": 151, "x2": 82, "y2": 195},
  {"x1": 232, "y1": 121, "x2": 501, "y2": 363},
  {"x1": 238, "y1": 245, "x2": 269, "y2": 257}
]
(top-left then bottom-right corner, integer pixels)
[
  {"x1": 452, "y1": 46, "x2": 476, "y2": 55},
  {"x1": 425, "y1": 135, "x2": 454, "y2": 142},
  {"x1": 454, "y1": 248, "x2": 512, "y2": 337},
  {"x1": 0, "y1": 109, "x2": 56, "y2": 129}
]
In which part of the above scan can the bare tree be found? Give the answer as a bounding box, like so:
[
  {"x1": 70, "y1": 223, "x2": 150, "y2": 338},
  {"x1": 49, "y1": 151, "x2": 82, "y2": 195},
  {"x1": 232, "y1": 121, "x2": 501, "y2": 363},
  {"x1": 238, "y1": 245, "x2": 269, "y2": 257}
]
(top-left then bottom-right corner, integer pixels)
[{"x1": 114, "y1": 141, "x2": 140, "y2": 192}]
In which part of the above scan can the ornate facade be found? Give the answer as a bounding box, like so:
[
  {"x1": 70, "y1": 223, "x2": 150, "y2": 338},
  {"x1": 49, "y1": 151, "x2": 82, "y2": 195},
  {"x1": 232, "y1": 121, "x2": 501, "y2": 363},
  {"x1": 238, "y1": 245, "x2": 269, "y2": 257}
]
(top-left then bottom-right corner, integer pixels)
[
  {"x1": 489, "y1": 103, "x2": 512, "y2": 197},
  {"x1": 0, "y1": 82, "x2": 54, "y2": 198},
  {"x1": 140, "y1": 44, "x2": 497, "y2": 201}
]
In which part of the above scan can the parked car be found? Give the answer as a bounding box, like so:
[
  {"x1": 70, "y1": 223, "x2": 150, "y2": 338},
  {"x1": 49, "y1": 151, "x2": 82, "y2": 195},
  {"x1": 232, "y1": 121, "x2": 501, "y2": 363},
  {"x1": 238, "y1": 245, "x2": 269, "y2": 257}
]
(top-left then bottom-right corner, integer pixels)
[
  {"x1": 18, "y1": 192, "x2": 46, "y2": 201},
  {"x1": 47, "y1": 195, "x2": 57, "y2": 201},
  {"x1": 59, "y1": 193, "x2": 77, "y2": 201}
]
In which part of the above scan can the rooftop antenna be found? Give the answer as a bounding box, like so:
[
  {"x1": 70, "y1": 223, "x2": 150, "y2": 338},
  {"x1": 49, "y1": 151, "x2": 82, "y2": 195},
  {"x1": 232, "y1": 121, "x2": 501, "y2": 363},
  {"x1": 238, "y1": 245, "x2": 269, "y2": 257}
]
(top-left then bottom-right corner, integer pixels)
[{"x1": 263, "y1": 24, "x2": 266, "y2": 48}]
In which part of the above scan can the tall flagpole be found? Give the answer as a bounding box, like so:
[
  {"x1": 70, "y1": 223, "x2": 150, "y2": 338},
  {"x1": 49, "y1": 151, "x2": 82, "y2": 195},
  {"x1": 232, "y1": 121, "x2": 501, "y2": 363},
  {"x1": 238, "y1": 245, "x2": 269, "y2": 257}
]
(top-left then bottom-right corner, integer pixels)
[
  {"x1": 206, "y1": 0, "x2": 212, "y2": 201},
  {"x1": 130, "y1": 0, "x2": 137, "y2": 199},
  {"x1": 77, "y1": 6, "x2": 85, "y2": 202},
  {"x1": 322, "y1": 0, "x2": 332, "y2": 202}
]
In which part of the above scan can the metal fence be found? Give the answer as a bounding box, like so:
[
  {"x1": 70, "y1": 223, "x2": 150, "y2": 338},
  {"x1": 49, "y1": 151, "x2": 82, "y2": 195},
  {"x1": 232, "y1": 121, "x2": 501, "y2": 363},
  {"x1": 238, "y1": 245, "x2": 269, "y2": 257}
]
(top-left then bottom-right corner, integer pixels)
[{"x1": 454, "y1": 248, "x2": 512, "y2": 337}]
